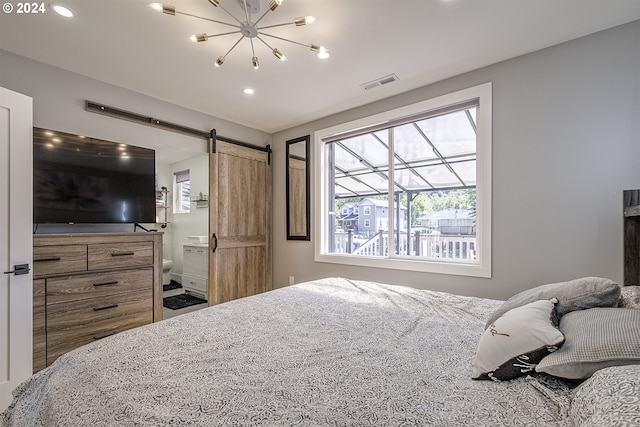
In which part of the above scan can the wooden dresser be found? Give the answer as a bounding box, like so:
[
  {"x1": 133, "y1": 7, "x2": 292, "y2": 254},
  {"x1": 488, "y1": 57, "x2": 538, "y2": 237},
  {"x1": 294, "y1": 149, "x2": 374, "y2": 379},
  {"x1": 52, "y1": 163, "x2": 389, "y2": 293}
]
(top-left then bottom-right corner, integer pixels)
[{"x1": 32, "y1": 232, "x2": 163, "y2": 371}]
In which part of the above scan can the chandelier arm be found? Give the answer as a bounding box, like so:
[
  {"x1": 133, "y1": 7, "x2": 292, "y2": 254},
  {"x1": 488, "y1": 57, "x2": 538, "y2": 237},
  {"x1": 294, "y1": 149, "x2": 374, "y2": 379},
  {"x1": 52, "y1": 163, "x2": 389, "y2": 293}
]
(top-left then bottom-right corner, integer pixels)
[
  {"x1": 177, "y1": 11, "x2": 240, "y2": 29},
  {"x1": 206, "y1": 30, "x2": 242, "y2": 38},
  {"x1": 223, "y1": 36, "x2": 245, "y2": 57},
  {"x1": 258, "y1": 22, "x2": 294, "y2": 30},
  {"x1": 256, "y1": 36, "x2": 275, "y2": 51},
  {"x1": 252, "y1": 8, "x2": 273, "y2": 27},
  {"x1": 259, "y1": 32, "x2": 308, "y2": 48},
  {"x1": 249, "y1": 38, "x2": 256, "y2": 57},
  {"x1": 215, "y1": 3, "x2": 245, "y2": 25}
]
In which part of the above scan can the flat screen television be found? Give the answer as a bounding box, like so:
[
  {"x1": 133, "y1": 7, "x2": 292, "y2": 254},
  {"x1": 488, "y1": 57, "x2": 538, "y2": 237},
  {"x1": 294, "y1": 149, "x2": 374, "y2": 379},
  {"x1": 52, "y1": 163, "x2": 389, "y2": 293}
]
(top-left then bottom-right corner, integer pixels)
[{"x1": 33, "y1": 127, "x2": 156, "y2": 224}]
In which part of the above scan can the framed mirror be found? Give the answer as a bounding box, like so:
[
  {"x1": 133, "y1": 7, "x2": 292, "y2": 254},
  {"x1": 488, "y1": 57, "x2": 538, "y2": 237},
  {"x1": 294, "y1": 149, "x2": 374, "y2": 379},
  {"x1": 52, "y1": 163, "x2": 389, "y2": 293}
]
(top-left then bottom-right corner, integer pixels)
[{"x1": 286, "y1": 135, "x2": 310, "y2": 240}]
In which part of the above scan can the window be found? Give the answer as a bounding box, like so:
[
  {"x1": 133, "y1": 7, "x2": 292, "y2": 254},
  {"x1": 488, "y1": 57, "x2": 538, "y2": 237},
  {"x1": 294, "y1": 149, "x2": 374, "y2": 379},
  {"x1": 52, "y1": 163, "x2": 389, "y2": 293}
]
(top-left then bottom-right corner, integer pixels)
[
  {"x1": 173, "y1": 169, "x2": 191, "y2": 214},
  {"x1": 314, "y1": 83, "x2": 492, "y2": 277}
]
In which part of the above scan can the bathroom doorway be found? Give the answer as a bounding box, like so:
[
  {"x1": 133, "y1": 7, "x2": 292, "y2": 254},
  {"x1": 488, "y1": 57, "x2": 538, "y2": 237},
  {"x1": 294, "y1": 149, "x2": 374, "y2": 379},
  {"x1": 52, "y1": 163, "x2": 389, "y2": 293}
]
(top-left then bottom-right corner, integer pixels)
[{"x1": 156, "y1": 150, "x2": 209, "y2": 319}]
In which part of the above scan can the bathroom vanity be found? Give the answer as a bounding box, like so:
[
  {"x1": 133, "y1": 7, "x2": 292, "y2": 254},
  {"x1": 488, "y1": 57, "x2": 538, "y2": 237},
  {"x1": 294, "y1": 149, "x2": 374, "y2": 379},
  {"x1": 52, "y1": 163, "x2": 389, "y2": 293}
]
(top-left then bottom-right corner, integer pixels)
[
  {"x1": 182, "y1": 243, "x2": 208, "y2": 300},
  {"x1": 32, "y1": 232, "x2": 163, "y2": 371}
]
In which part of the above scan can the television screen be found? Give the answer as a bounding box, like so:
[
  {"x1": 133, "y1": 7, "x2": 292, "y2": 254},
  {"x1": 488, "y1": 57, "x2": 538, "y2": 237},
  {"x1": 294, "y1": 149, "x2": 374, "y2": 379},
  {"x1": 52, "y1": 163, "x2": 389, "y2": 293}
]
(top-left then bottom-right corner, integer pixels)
[{"x1": 33, "y1": 127, "x2": 156, "y2": 224}]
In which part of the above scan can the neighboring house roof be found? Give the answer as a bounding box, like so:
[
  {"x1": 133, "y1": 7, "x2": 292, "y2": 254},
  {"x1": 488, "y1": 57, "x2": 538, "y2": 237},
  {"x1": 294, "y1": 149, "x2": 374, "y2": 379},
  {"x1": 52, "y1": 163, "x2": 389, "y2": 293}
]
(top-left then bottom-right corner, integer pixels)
[
  {"x1": 358, "y1": 198, "x2": 406, "y2": 210},
  {"x1": 417, "y1": 208, "x2": 473, "y2": 221},
  {"x1": 337, "y1": 212, "x2": 358, "y2": 221}
]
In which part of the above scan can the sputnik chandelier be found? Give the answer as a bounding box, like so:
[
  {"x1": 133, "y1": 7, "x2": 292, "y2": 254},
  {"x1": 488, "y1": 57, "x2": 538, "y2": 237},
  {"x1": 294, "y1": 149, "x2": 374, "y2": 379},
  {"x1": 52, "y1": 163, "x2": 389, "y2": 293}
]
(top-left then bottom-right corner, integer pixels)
[{"x1": 149, "y1": 0, "x2": 329, "y2": 70}]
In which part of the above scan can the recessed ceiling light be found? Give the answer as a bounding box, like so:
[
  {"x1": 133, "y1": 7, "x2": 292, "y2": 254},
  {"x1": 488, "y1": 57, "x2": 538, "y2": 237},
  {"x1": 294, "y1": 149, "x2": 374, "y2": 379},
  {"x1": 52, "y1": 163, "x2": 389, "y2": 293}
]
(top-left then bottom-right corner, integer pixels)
[
  {"x1": 243, "y1": 88, "x2": 255, "y2": 95},
  {"x1": 51, "y1": 4, "x2": 75, "y2": 18}
]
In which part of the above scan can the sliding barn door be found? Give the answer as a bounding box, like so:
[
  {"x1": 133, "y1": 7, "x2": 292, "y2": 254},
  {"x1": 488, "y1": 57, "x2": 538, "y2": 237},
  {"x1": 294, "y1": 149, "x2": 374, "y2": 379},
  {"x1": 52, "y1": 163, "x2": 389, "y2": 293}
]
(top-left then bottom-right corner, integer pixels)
[{"x1": 209, "y1": 140, "x2": 271, "y2": 305}]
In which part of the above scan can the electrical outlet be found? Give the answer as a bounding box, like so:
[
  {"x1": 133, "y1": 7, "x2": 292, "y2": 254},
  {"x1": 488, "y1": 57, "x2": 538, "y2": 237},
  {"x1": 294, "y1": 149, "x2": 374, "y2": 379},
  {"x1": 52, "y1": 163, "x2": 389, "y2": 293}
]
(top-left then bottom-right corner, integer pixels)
[{"x1": 288, "y1": 276, "x2": 295, "y2": 286}]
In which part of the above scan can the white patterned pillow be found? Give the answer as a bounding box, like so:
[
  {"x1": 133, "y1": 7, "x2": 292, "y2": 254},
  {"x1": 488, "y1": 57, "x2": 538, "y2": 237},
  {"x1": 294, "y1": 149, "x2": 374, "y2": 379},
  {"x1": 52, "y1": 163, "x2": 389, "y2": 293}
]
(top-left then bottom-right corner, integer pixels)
[
  {"x1": 472, "y1": 299, "x2": 565, "y2": 381},
  {"x1": 569, "y1": 365, "x2": 640, "y2": 426},
  {"x1": 536, "y1": 308, "x2": 640, "y2": 379},
  {"x1": 619, "y1": 286, "x2": 640, "y2": 309}
]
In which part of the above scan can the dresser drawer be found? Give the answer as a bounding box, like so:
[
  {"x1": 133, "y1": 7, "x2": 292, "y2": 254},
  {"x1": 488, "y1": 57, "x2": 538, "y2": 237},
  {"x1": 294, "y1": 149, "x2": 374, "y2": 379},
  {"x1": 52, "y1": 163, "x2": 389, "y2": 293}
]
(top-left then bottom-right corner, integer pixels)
[
  {"x1": 47, "y1": 288, "x2": 152, "y2": 331},
  {"x1": 46, "y1": 268, "x2": 153, "y2": 304},
  {"x1": 46, "y1": 310, "x2": 152, "y2": 365},
  {"x1": 88, "y1": 242, "x2": 153, "y2": 270},
  {"x1": 33, "y1": 244, "x2": 87, "y2": 276}
]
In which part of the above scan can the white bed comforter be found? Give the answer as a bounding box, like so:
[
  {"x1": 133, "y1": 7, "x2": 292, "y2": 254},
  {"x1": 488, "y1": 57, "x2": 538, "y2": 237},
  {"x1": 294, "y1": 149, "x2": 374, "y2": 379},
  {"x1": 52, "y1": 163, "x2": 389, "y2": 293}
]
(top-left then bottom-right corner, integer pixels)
[{"x1": 2, "y1": 278, "x2": 576, "y2": 426}]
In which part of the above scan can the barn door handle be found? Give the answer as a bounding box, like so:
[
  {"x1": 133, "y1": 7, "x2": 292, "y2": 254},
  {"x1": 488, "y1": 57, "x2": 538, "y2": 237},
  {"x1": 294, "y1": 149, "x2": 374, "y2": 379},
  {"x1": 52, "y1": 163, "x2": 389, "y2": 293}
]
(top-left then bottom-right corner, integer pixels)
[{"x1": 211, "y1": 233, "x2": 218, "y2": 253}]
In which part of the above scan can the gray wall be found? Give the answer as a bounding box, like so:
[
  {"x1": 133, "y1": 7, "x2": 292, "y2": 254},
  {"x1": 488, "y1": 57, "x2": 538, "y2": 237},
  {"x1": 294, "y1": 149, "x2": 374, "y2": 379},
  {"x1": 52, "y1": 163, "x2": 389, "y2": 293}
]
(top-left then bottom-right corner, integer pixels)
[
  {"x1": 0, "y1": 49, "x2": 271, "y2": 236},
  {"x1": 0, "y1": 50, "x2": 271, "y2": 151},
  {"x1": 272, "y1": 21, "x2": 640, "y2": 300}
]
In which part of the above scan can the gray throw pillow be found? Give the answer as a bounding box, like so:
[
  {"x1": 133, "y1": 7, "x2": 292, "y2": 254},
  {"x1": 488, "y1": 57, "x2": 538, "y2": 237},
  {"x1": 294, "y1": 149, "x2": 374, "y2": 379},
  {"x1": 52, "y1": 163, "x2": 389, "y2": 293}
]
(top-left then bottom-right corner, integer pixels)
[
  {"x1": 535, "y1": 307, "x2": 640, "y2": 379},
  {"x1": 484, "y1": 277, "x2": 620, "y2": 330}
]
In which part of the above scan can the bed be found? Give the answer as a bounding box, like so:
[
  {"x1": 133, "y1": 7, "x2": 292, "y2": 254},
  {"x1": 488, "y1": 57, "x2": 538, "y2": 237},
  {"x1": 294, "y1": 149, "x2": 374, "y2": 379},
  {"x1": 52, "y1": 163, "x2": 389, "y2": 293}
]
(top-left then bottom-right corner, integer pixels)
[{"x1": 2, "y1": 277, "x2": 639, "y2": 426}]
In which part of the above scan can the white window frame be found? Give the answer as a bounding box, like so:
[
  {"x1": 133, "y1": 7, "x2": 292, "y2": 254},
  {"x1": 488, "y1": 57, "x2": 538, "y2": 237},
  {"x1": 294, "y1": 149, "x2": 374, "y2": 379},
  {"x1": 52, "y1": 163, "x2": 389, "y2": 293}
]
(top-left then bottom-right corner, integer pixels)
[
  {"x1": 363, "y1": 206, "x2": 371, "y2": 215},
  {"x1": 173, "y1": 169, "x2": 191, "y2": 214},
  {"x1": 314, "y1": 83, "x2": 492, "y2": 278}
]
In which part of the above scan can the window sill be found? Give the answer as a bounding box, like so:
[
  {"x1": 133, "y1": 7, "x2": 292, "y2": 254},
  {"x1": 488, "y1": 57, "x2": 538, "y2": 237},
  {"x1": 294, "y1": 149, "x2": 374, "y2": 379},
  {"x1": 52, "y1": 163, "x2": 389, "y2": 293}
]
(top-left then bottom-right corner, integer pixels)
[{"x1": 315, "y1": 253, "x2": 491, "y2": 278}]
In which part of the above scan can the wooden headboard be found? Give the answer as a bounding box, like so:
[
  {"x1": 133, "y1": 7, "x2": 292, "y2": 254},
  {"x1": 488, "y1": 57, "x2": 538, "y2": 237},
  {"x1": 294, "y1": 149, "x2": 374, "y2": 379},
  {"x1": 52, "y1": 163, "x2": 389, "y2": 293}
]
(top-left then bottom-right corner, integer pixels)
[{"x1": 623, "y1": 189, "x2": 640, "y2": 286}]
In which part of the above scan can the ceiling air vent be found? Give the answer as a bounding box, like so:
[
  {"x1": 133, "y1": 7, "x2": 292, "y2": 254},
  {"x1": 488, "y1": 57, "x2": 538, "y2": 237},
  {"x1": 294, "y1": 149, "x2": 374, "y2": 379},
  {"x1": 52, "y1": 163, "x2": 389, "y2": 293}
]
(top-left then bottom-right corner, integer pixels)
[{"x1": 360, "y1": 74, "x2": 399, "y2": 91}]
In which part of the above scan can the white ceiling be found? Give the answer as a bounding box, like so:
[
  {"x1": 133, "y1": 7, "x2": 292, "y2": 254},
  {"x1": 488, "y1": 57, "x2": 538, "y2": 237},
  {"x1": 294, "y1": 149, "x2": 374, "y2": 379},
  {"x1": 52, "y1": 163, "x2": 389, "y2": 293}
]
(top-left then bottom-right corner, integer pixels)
[{"x1": 1, "y1": 0, "x2": 639, "y2": 134}]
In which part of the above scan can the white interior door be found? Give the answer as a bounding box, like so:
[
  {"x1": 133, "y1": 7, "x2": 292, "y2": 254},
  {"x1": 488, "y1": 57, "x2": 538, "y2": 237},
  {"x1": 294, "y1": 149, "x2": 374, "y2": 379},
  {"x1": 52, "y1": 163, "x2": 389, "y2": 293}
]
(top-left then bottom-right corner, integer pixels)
[{"x1": 0, "y1": 87, "x2": 33, "y2": 411}]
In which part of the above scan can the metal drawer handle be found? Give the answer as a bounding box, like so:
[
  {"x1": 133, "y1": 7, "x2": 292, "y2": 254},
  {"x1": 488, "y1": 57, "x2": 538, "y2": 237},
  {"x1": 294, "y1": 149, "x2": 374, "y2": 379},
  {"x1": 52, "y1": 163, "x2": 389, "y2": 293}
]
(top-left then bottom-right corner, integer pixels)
[
  {"x1": 93, "y1": 280, "x2": 118, "y2": 287},
  {"x1": 111, "y1": 252, "x2": 134, "y2": 257},
  {"x1": 93, "y1": 331, "x2": 116, "y2": 340},
  {"x1": 93, "y1": 303, "x2": 118, "y2": 311},
  {"x1": 34, "y1": 257, "x2": 61, "y2": 262}
]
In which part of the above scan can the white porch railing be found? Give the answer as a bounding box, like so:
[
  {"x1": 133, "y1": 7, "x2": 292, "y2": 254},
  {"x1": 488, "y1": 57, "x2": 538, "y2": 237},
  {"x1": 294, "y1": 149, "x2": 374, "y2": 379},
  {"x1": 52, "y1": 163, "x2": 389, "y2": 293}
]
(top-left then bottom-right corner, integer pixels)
[{"x1": 333, "y1": 230, "x2": 476, "y2": 260}]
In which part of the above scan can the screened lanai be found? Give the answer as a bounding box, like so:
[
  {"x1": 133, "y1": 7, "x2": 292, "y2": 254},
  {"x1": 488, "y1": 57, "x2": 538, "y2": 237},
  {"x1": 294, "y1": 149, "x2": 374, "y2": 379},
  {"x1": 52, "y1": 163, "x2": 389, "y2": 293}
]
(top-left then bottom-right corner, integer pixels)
[
  {"x1": 328, "y1": 102, "x2": 477, "y2": 199},
  {"x1": 322, "y1": 99, "x2": 479, "y2": 259}
]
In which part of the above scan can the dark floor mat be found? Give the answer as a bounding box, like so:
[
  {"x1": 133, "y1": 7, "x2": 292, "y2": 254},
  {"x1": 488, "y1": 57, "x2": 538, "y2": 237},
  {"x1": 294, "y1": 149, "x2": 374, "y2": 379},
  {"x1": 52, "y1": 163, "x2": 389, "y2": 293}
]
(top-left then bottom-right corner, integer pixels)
[
  {"x1": 163, "y1": 294, "x2": 207, "y2": 310},
  {"x1": 163, "y1": 280, "x2": 183, "y2": 292}
]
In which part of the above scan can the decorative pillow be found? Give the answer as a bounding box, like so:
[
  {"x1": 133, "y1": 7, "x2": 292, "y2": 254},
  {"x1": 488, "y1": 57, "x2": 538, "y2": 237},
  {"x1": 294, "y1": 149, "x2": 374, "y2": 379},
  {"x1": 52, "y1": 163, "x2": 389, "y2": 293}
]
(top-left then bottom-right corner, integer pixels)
[
  {"x1": 472, "y1": 299, "x2": 565, "y2": 381},
  {"x1": 484, "y1": 277, "x2": 620, "y2": 330},
  {"x1": 535, "y1": 308, "x2": 640, "y2": 379},
  {"x1": 619, "y1": 285, "x2": 640, "y2": 309},
  {"x1": 569, "y1": 365, "x2": 640, "y2": 425}
]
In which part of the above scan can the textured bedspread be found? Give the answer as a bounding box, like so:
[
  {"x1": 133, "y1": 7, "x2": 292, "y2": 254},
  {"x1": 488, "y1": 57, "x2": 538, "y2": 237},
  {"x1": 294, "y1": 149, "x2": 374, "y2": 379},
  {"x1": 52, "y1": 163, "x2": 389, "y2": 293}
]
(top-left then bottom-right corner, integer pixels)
[{"x1": 2, "y1": 278, "x2": 576, "y2": 426}]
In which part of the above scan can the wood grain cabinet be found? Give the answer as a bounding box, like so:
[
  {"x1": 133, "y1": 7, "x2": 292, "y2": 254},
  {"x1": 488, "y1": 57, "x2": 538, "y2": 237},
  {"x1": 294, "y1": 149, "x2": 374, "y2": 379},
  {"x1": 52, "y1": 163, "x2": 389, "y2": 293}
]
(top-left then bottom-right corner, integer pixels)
[{"x1": 32, "y1": 232, "x2": 163, "y2": 372}]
